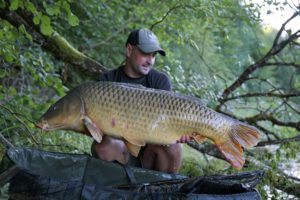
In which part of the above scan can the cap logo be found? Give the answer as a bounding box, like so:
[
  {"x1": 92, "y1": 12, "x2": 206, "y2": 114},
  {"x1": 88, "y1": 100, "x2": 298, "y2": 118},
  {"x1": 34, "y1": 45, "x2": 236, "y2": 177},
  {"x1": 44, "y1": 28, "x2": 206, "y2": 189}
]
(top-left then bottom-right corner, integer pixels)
[{"x1": 146, "y1": 32, "x2": 158, "y2": 44}]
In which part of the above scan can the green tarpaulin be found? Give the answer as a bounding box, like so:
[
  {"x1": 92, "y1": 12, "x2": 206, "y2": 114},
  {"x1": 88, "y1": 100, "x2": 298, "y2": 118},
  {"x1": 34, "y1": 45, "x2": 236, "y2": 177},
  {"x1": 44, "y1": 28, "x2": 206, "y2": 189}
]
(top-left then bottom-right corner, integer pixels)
[{"x1": 0, "y1": 147, "x2": 263, "y2": 199}]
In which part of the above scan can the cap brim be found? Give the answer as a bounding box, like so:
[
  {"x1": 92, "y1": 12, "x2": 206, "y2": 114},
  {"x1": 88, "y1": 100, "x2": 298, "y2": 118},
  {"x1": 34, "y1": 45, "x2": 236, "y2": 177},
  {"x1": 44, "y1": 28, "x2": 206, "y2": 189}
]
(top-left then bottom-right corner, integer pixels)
[{"x1": 138, "y1": 44, "x2": 166, "y2": 56}]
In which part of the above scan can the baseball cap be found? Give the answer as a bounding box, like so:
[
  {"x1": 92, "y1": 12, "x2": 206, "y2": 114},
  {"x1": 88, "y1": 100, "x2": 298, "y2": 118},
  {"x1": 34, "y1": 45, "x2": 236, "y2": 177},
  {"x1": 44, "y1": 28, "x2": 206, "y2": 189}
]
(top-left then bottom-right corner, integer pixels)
[{"x1": 126, "y1": 28, "x2": 166, "y2": 56}]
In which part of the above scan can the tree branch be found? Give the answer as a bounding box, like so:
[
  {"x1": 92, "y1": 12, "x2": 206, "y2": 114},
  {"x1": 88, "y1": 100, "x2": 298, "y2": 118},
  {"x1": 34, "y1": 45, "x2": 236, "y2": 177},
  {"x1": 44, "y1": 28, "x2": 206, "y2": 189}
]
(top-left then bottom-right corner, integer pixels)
[
  {"x1": 0, "y1": 7, "x2": 107, "y2": 80},
  {"x1": 256, "y1": 125, "x2": 280, "y2": 140},
  {"x1": 187, "y1": 141, "x2": 226, "y2": 161},
  {"x1": 223, "y1": 91, "x2": 300, "y2": 102},
  {"x1": 257, "y1": 134, "x2": 300, "y2": 146},
  {"x1": 245, "y1": 113, "x2": 300, "y2": 131},
  {"x1": 150, "y1": 4, "x2": 184, "y2": 30},
  {"x1": 217, "y1": 11, "x2": 300, "y2": 109},
  {"x1": 85, "y1": 0, "x2": 143, "y2": 50},
  {"x1": 264, "y1": 62, "x2": 300, "y2": 69}
]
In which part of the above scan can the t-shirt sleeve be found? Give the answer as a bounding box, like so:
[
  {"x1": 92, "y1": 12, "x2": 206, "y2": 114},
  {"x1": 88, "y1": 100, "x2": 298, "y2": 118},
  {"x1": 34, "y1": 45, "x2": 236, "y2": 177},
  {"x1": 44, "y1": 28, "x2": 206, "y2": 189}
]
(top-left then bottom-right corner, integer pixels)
[
  {"x1": 154, "y1": 72, "x2": 172, "y2": 91},
  {"x1": 98, "y1": 68, "x2": 118, "y2": 82}
]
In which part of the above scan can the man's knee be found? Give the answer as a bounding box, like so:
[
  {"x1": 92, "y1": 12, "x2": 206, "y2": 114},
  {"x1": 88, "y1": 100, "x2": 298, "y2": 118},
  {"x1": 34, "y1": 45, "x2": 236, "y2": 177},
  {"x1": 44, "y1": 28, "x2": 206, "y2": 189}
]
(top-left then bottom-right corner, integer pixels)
[
  {"x1": 167, "y1": 143, "x2": 182, "y2": 161},
  {"x1": 142, "y1": 144, "x2": 182, "y2": 173},
  {"x1": 91, "y1": 137, "x2": 129, "y2": 164},
  {"x1": 164, "y1": 144, "x2": 182, "y2": 168}
]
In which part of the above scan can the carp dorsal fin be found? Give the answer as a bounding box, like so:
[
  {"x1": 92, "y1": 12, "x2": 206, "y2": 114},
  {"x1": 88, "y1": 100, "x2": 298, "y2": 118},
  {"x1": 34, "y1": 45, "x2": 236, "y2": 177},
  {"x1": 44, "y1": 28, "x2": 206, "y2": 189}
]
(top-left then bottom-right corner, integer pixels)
[
  {"x1": 98, "y1": 81, "x2": 142, "y2": 88},
  {"x1": 82, "y1": 116, "x2": 103, "y2": 143},
  {"x1": 124, "y1": 141, "x2": 141, "y2": 157},
  {"x1": 118, "y1": 82, "x2": 146, "y2": 89}
]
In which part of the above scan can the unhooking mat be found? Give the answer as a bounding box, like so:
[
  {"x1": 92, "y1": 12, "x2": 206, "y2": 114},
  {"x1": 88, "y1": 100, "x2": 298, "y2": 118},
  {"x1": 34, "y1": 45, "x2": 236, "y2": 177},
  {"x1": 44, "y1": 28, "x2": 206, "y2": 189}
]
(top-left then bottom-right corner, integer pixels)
[{"x1": 0, "y1": 147, "x2": 264, "y2": 199}]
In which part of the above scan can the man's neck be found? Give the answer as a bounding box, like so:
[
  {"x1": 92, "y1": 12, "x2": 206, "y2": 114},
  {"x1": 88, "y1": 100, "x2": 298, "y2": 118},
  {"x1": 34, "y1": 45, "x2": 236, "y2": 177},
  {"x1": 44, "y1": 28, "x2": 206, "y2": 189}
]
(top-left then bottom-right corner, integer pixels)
[{"x1": 123, "y1": 64, "x2": 143, "y2": 79}]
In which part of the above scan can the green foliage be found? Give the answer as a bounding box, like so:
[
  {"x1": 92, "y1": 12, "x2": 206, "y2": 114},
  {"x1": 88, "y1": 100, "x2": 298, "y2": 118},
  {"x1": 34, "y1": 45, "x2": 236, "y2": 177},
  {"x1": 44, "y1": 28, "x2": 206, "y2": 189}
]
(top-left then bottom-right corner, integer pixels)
[
  {"x1": 1, "y1": 9, "x2": 68, "y2": 154},
  {"x1": 8, "y1": 0, "x2": 79, "y2": 36}
]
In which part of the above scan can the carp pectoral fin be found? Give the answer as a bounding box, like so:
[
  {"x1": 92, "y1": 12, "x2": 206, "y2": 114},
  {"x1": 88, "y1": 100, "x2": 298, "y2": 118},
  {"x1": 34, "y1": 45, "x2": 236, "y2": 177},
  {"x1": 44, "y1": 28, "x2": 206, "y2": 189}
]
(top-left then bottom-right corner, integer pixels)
[
  {"x1": 193, "y1": 135, "x2": 206, "y2": 144},
  {"x1": 82, "y1": 116, "x2": 103, "y2": 143},
  {"x1": 125, "y1": 141, "x2": 141, "y2": 157}
]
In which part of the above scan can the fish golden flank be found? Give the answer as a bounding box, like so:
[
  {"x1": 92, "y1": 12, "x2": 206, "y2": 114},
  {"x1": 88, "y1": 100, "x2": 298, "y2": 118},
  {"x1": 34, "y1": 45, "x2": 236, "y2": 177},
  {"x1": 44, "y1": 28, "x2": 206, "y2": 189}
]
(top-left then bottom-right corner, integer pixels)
[{"x1": 36, "y1": 81, "x2": 260, "y2": 170}]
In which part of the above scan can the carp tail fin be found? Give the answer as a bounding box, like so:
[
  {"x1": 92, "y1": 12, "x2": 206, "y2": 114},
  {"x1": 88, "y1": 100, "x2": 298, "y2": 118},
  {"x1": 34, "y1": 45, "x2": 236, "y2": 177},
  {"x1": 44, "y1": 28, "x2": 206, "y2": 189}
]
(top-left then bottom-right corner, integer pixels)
[
  {"x1": 215, "y1": 123, "x2": 260, "y2": 170},
  {"x1": 230, "y1": 123, "x2": 260, "y2": 148}
]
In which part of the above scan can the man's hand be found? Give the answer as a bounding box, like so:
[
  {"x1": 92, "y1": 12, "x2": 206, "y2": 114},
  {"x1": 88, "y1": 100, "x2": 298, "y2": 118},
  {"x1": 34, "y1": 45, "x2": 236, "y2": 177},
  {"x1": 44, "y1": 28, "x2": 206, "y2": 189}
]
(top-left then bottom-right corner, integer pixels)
[{"x1": 176, "y1": 135, "x2": 193, "y2": 143}]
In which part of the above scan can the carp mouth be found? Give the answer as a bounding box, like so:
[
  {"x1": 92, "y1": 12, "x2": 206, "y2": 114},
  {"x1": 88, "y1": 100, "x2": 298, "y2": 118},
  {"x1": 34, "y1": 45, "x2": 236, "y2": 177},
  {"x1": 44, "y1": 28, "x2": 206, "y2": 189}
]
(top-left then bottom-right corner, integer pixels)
[{"x1": 36, "y1": 120, "x2": 66, "y2": 131}]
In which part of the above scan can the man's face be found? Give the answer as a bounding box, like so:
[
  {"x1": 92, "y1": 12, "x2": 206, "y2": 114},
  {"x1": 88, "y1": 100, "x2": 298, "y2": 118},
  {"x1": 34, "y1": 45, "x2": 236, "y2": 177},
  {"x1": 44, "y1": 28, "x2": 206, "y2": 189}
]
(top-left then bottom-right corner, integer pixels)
[{"x1": 126, "y1": 44, "x2": 157, "y2": 77}]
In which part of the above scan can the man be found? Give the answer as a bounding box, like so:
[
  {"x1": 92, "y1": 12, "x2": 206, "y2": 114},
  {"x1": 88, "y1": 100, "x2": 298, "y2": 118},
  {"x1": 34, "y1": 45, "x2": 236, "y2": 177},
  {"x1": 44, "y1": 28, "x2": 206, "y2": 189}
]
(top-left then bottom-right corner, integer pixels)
[{"x1": 91, "y1": 28, "x2": 183, "y2": 173}]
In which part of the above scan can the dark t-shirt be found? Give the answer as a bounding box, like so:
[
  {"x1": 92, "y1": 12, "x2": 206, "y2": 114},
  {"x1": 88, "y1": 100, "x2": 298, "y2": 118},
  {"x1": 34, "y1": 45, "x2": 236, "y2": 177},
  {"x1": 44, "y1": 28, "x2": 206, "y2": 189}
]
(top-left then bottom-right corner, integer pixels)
[{"x1": 99, "y1": 65, "x2": 171, "y2": 91}]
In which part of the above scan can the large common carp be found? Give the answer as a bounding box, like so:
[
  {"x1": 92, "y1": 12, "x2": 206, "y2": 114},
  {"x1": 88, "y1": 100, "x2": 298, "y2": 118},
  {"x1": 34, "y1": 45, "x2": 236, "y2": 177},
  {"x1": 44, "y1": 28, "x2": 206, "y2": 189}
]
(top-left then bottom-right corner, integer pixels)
[{"x1": 37, "y1": 81, "x2": 260, "y2": 170}]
